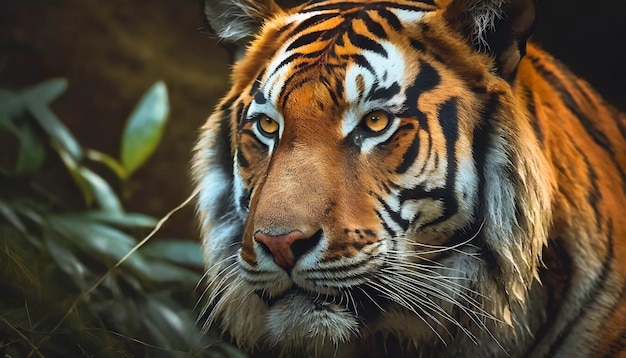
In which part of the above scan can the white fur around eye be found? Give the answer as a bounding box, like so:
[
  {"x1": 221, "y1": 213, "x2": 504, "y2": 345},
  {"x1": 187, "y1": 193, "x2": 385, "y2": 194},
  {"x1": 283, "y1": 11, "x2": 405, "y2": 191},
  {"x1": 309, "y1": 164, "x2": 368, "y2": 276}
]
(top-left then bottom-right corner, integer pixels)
[{"x1": 342, "y1": 41, "x2": 407, "y2": 137}]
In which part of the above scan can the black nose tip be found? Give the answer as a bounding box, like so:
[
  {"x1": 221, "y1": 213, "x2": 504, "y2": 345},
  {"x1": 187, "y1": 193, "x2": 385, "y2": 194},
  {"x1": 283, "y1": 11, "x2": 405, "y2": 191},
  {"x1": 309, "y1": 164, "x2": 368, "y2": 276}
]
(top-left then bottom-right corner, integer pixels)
[{"x1": 290, "y1": 230, "x2": 322, "y2": 263}]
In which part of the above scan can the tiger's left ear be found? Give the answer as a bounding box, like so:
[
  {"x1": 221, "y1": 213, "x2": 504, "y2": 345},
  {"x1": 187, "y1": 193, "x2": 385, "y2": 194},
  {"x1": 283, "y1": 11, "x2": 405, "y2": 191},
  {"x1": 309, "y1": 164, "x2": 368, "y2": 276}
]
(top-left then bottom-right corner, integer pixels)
[
  {"x1": 439, "y1": 0, "x2": 536, "y2": 79},
  {"x1": 203, "y1": 0, "x2": 284, "y2": 61}
]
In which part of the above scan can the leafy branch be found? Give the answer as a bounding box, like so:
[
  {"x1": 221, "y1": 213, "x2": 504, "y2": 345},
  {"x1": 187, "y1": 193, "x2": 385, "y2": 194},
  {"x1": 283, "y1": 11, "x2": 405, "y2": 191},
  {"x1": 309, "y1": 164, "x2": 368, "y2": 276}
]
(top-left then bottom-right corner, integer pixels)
[{"x1": 0, "y1": 79, "x2": 244, "y2": 357}]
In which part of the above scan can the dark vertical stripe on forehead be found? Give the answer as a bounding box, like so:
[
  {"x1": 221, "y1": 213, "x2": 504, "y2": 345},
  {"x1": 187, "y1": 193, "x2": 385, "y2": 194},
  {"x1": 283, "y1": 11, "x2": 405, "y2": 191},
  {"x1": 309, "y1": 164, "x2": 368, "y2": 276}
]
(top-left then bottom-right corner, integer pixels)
[
  {"x1": 361, "y1": 10, "x2": 388, "y2": 39},
  {"x1": 301, "y1": 1, "x2": 362, "y2": 12},
  {"x1": 280, "y1": 77, "x2": 315, "y2": 109},
  {"x1": 345, "y1": 54, "x2": 376, "y2": 75},
  {"x1": 273, "y1": 52, "x2": 319, "y2": 81},
  {"x1": 287, "y1": 30, "x2": 327, "y2": 51},
  {"x1": 348, "y1": 32, "x2": 388, "y2": 56},
  {"x1": 286, "y1": 13, "x2": 338, "y2": 39},
  {"x1": 376, "y1": 7, "x2": 403, "y2": 31}
]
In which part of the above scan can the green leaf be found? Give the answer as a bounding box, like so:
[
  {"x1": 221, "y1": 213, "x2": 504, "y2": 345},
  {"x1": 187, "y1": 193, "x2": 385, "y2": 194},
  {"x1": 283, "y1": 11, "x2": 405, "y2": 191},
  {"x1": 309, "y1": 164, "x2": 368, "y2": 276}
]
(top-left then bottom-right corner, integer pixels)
[
  {"x1": 77, "y1": 167, "x2": 123, "y2": 212},
  {"x1": 0, "y1": 113, "x2": 18, "y2": 134},
  {"x1": 56, "y1": 144, "x2": 123, "y2": 211},
  {"x1": 15, "y1": 124, "x2": 46, "y2": 176},
  {"x1": 0, "y1": 200, "x2": 26, "y2": 233},
  {"x1": 120, "y1": 81, "x2": 169, "y2": 177},
  {"x1": 55, "y1": 145, "x2": 94, "y2": 206},
  {"x1": 90, "y1": 298, "x2": 141, "y2": 334},
  {"x1": 141, "y1": 240, "x2": 204, "y2": 267},
  {"x1": 28, "y1": 103, "x2": 83, "y2": 161},
  {"x1": 43, "y1": 234, "x2": 90, "y2": 289},
  {"x1": 85, "y1": 149, "x2": 127, "y2": 179},
  {"x1": 139, "y1": 293, "x2": 197, "y2": 349},
  {"x1": 79, "y1": 210, "x2": 157, "y2": 228},
  {"x1": 23, "y1": 79, "x2": 83, "y2": 161},
  {"x1": 132, "y1": 260, "x2": 201, "y2": 284},
  {"x1": 47, "y1": 214, "x2": 158, "y2": 279},
  {"x1": 20, "y1": 78, "x2": 67, "y2": 105},
  {"x1": 9, "y1": 200, "x2": 44, "y2": 227},
  {"x1": 0, "y1": 88, "x2": 25, "y2": 119},
  {"x1": 47, "y1": 215, "x2": 136, "y2": 264}
]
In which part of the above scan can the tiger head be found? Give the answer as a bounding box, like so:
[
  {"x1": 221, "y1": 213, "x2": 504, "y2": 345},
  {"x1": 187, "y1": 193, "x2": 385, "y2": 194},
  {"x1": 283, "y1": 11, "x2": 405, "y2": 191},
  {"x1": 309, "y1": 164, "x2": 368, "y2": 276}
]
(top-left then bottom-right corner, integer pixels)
[{"x1": 194, "y1": 0, "x2": 554, "y2": 356}]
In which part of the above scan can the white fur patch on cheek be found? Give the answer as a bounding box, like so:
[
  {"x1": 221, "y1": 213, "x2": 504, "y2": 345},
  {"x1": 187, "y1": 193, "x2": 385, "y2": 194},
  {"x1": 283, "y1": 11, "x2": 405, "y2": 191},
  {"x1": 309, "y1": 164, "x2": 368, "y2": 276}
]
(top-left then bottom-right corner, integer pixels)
[
  {"x1": 232, "y1": 155, "x2": 250, "y2": 216},
  {"x1": 455, "y1": 157, "x2": 479, "y2": 217},
  {"x1": 197, "y1": 145, "x2": 247, "y2": 264},
  {"x1": 198, "y1": 160, "x2": 229, "y2": 221}
]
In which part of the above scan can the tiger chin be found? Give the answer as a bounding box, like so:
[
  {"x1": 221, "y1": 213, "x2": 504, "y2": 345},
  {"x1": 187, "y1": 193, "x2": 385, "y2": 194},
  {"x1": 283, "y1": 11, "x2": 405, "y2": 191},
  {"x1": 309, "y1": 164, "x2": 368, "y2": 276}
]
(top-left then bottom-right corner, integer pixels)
[{"x1": 193, "y1": 0, "x2": 626, "y2": 357}]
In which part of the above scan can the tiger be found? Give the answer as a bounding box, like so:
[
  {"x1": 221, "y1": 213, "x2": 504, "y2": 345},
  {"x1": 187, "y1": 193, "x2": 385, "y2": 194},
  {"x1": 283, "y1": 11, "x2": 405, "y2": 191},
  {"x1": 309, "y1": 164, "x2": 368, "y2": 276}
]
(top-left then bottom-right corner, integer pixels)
[{"x1": 192, "y1": 0, "x2": 626, "y2": 356}]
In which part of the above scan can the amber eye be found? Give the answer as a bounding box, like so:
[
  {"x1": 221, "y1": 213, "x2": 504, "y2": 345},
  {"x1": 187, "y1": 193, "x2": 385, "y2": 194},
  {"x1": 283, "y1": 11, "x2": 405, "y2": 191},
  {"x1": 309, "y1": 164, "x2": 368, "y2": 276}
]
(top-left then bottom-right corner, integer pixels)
[
  {"x1": 257, "y1": 115, "x2": 279, "y2": 136},
  {"x1": 361, "y1": 110, "x2": 391, "y2": 133}
]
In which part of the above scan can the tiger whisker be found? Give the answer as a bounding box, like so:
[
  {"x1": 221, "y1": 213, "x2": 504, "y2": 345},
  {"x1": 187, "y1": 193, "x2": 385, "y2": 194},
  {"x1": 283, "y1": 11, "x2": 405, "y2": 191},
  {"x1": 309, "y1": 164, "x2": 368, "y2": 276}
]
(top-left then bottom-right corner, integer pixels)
[
  {"x1": 381, "y1": 259, "x2": 491, "y2": 302},
  {"x1": 376, "y1": 274, "x2": 480, "y2": 344},
  {"x1": 392, "y1": 219, "x2": 485, "y2": 256},
  {"x1": 381, "y1": 266, "x2": 501, "y2": 324},
  {"x1": 356, "y1": 286, "x2": 387, "y2": 313},
  {"x1": 381, "y1": 257, "x2": 501, "y2": 319},
  {"x1": 366, "y1": 278, "x2": 453, "y2": 345},
  {"x1": 194, "y1": 254, "x2": 239, "y2": 302}
]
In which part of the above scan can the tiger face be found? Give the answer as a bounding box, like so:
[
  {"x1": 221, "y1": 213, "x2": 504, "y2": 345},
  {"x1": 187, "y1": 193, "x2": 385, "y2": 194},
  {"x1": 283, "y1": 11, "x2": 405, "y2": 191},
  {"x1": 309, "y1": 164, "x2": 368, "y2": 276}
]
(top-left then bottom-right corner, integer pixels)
[{"x1": 195, "y1": 0, "x2": 556, "y2": 356}]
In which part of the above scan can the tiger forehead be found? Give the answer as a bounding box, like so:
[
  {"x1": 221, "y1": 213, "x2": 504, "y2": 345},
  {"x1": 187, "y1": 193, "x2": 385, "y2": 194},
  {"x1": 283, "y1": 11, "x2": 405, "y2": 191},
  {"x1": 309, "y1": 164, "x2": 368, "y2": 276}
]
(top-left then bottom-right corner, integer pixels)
[
  {"x1": 244, "y1": 2, "x2": 434, "y2": 124},
  {"x1": 278, "y1": 0, "x2": 434, "y2": 53}
]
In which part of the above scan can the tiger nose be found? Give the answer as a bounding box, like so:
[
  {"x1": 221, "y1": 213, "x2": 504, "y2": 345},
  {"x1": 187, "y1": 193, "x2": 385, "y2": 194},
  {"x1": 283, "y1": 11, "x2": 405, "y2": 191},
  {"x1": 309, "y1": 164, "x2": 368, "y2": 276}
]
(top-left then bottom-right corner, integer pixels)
[{"x1": 254, "y1": 230, "x2": 321, "y2": 269}]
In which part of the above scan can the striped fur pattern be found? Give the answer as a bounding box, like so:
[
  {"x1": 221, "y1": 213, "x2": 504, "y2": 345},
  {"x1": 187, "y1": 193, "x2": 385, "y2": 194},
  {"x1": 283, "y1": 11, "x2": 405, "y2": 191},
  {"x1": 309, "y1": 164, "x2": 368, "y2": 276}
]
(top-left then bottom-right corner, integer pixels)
[{"x1": 194, "y1": 0, "x2": 626, "y2": 356}]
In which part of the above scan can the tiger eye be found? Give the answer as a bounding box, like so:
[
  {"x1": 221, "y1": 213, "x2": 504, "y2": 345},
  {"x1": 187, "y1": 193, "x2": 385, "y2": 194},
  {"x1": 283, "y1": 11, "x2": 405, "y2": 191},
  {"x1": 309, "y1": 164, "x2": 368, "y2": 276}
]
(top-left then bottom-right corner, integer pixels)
[
  {"x1": 257, "y1": 115, "x2": 279, "y2": 136},
  {"x1": 362, "y1": 110, "x2": 390, "y2": 133}
]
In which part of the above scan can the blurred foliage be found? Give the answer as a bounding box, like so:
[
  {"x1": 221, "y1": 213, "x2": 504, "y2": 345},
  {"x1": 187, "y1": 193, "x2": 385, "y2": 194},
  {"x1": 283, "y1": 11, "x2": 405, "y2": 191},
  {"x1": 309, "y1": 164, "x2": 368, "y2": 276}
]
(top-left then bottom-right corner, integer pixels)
[{"x1": 0, "y1": 79, "x2": 245, "y2": 357}]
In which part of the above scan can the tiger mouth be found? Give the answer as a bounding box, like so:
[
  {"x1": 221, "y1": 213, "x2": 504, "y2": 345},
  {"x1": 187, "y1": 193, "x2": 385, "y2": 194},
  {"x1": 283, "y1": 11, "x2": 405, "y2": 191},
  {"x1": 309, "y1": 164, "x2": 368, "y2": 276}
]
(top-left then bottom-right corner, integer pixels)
[
  {"x1": 260, "y1": 287, "x2": 340, "y2": 309},
  {"x1": 257, "y1": 285, "x2": 389, "y2": 320}
]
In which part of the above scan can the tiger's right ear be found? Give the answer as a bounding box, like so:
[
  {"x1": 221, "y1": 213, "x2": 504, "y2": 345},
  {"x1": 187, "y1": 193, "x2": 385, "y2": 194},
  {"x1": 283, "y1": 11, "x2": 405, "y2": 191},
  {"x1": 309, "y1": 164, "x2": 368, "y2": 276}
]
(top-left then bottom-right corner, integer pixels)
[
  {"x1": 202, "y1": 0, "x2": 283, "y2": 60},
  {"x1": 437, "y1": 0, "x2": 536, "y2": 79}
]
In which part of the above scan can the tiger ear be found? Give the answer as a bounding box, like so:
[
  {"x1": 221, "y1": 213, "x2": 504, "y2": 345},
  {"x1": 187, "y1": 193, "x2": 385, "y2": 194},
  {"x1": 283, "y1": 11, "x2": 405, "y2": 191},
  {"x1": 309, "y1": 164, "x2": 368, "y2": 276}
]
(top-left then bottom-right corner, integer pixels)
[
  {"x1": 439, "y1": 0, "x2": 536, "y2": 79},
  {"x1": 202, "y1": 0, "x2": 284, "y2": 60}
]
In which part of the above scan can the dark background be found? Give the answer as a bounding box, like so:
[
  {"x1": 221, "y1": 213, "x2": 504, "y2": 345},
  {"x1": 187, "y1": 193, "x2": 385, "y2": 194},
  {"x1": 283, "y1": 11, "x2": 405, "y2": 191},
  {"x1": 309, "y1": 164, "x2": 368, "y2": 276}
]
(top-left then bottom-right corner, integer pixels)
[{"x1": 1, "y1": 0, "x2": 625, "y2": 241}]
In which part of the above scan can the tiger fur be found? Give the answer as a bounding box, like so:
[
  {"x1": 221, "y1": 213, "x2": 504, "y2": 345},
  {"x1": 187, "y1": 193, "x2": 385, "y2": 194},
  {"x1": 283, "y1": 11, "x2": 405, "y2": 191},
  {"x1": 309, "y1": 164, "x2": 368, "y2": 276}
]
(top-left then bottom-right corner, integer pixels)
[{"x1": 193, "y1": 0, "x2": 626, "y2": 356}]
